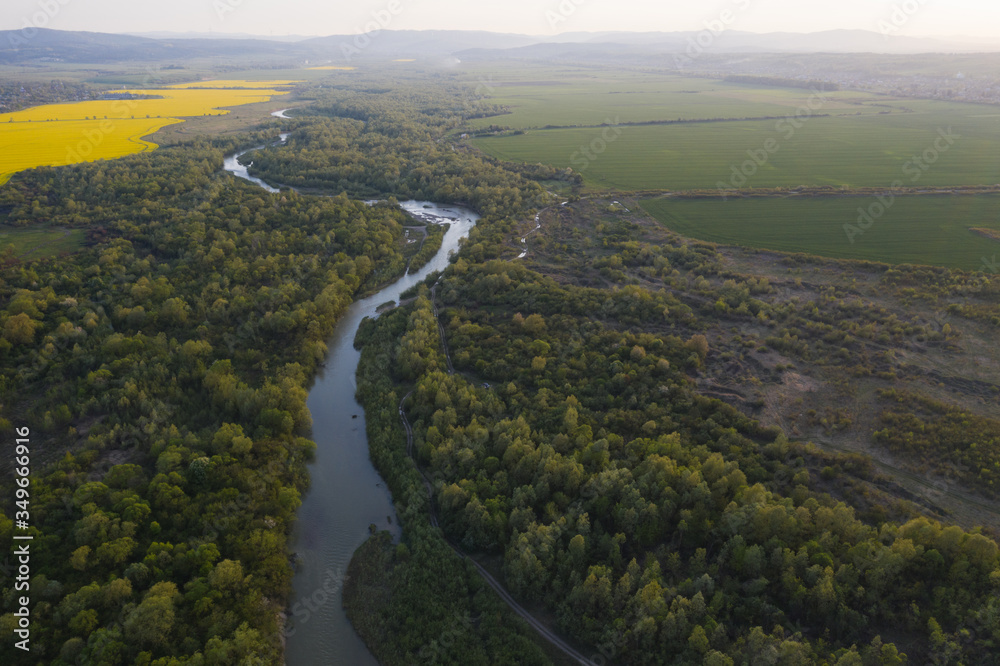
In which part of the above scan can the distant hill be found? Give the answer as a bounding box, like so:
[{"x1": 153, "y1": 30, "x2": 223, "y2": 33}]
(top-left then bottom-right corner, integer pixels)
[
  {"x1": 458, "y1": 30, "x2": 995, "y2": 63},
  {"x1": 0, "y1": 28, "x2": 995, "y2": 65},
  {"x1": 0, "y1": 29, "x2": 304, "y2": 63},
  {"x1": 300, "y1": 30, "x2": 537, "y2": 59},
  {"x1": 543, "y1": 29, "x2": 982, "y2": 54},
  {"x1": 127, "y1": 31, "x2": 311, "y2": 42}
]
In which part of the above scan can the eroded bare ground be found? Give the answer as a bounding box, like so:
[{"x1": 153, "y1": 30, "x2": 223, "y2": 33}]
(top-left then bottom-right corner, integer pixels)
[{"x1": 519, "y1": 196, "x2": 1000, "y2": 533}]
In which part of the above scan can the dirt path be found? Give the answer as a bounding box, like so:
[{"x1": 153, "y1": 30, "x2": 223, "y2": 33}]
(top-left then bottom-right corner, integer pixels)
[
  {"x1": 429, "y1": 283, "x2": 455, "y2": 375},
  {"x1": 514, "y1": 200, "x2": 566, "y2": 260},
  {"x1": 398, "y1": 391, "x2": 601, "y2": 665}
]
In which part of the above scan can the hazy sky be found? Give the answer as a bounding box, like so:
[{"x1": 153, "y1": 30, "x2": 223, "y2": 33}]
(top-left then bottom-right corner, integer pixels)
[{"x1": 4, "y1": 0, "x2": 1000, "y2": 40}]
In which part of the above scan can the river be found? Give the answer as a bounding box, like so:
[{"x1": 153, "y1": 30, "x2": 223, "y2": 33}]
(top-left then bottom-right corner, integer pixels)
[
  {"x1": 222, "y1": 133, "x2": 289, "y2": 194},
  {"x1": 284, "y1": 201, "x2": 477, "y2": 665},
  {"x1": 222, "y1": 146, "x2": 479, "y2": 665}
]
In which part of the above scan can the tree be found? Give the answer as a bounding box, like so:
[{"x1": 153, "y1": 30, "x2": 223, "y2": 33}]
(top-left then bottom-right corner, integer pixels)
[
  {"x1": 124, "y1": 583, "x2": 177, "y2": 648},
  {"x1": 686, "y1": 333, "x2": 709, "y2": 359},
  {"x1": 3, "y1": 312, "x2": 38, "y2": 344}
]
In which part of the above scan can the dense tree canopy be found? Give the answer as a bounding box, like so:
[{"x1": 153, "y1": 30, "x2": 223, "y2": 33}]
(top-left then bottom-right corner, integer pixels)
[{"x1": 0, "y1": 129, "x2": 414, "y2": 663}]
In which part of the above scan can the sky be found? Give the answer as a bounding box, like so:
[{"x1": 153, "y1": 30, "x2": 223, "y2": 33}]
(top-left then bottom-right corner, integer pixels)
[{"x1": 3, "y1": 0, "x2": 1000, "y2": 40}]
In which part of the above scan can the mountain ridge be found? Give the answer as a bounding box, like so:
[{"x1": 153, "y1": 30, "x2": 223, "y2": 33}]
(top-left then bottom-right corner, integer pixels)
[{"x1": 1, "y1": 27, "x2": 997, "y2": 65}]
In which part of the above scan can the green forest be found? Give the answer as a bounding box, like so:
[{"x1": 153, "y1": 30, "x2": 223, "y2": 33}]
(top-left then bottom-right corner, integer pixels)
[
  {"x1": 363, "y1": 266, "x2": 1000, "y2": 664},
  {"x1": 0, "y1": 129, "x2": 417, "y2": 663}
]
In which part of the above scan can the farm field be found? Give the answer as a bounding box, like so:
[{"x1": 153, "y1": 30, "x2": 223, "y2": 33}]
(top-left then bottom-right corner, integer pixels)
[
  {"x1": 0, "y1": 79, "x2": 298, "y2": 184},
  {"x1": 0, "y1": 84, "x2": 296, "y2": 122},
  {"x1": 0, "y1": 117, "x2": 183, "y2": 185},
  {"x1": 466, "y1": 74, "x2": 903, "y2": 129},
  {"x1": 640, "y1": 194, "x2": 1000, "y2": 270},
  {"x1": 474, "y1": 109, "x2": 1000, "y2": 191},
  {"x1": 469, "y1": 70, "x2": 1000, "y2": 191},
  {"x1": 164, "y1": 79, "x2": 303, "y2": 88}
]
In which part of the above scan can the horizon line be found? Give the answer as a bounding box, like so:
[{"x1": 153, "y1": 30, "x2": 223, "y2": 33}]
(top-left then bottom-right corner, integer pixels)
[{"x1": 7, "y1": 26, "x2": 1000, "y2": 43}]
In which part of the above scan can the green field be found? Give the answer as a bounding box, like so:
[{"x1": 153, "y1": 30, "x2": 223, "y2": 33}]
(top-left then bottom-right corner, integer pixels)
[
  {"x1": 0, "y1": 227, "x2": 87, "y2": 260},
  {"x1": 468, "y1": 67, "x2": 1000, "y2": 192},
  {"x1": 640, "y1": 194, "x2": 1000, "y2": 270},
  {"x1": 475, "y1": 106, "x2": 1000, "y2": 191},
  {"x1": 466, "y1": 74, "x2": 900, "y2": 129}
]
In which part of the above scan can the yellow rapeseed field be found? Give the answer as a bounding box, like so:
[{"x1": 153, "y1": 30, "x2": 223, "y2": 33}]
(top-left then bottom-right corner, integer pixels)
[
  {"x1": 164, "y1": 80, "x2": 302, "y2": 89},
  {"x1": 0, "y1": 118, "x2": 184, "y2": 185},
  {"x1": 1, "y1": 87, "x2": 294, "y2": 122},
  {"x1": 0, "y1": 79, "x2": 301, "y2": 185}
]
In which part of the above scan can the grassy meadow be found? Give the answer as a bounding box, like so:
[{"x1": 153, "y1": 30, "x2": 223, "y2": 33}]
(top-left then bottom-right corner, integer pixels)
[
  {"x1": 640, "y1": 194, "x2": 1000, "y2": 270},
  {"x1": 0, "y1": 227, "x2": 87, "y2": 260}
]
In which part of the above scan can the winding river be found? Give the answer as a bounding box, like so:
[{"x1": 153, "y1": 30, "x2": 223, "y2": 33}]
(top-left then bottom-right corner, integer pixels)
[
  {"x1": 285, "y1": 201, "x2": 476, "y2": 665},
  {"x1": 223, "y1": 146, "x2": 479, "y2": 664},
  {"x1": 222, "y1": 133, "x2": 289, "y2": 193}
]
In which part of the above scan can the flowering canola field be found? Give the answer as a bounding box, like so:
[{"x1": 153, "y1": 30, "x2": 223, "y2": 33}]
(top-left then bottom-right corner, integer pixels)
[
  {"x1": 0, "y1": 79, "x2": 300, "y2": 185},
  {"x1": 164, "y1": 79, "x2": 304, "y2": 89}
]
